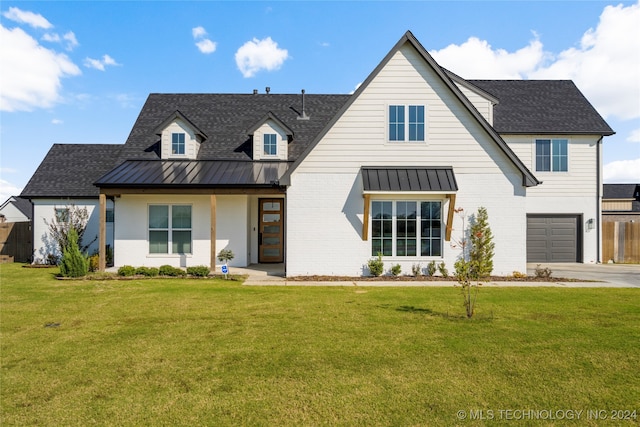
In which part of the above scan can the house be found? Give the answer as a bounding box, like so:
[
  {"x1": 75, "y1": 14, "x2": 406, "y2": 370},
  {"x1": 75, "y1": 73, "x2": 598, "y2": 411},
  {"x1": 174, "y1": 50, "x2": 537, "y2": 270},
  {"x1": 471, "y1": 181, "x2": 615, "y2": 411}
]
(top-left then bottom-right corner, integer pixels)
[
  {"x1": 21, "y1": 31, "x2": 613, "y2": 275},
  {"x1": 0, "y1": 196, "x2": 32, "y2": 223},
  {"x1": 602, "y1": 184, "x2": 640, "y2": 222}
]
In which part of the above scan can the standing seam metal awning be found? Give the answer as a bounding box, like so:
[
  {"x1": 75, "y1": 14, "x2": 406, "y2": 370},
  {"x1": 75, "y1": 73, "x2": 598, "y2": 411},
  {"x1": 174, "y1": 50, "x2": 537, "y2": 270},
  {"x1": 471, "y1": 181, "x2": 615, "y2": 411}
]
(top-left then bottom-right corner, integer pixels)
[
  {"x1": 361, "y1": 166, "x2": 458, "y2": 192},
  {"x1": 360, "y1": 167, "x2": 458, "y2": 242}
]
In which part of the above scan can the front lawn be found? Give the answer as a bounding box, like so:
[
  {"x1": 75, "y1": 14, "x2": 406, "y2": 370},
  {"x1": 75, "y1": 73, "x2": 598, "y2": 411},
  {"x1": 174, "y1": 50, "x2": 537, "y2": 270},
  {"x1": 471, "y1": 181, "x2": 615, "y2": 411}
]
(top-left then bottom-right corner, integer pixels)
[{"x1": 1, "y1": 263, "x2": 638, "y2": 426}]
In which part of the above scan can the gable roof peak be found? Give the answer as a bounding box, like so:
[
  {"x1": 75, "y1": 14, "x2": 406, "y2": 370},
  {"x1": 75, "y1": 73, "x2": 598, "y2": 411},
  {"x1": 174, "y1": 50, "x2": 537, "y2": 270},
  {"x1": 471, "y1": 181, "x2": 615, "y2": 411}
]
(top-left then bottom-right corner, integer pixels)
[{"x1": 153, "y1": 109, "x2": 207, "y2": 139}]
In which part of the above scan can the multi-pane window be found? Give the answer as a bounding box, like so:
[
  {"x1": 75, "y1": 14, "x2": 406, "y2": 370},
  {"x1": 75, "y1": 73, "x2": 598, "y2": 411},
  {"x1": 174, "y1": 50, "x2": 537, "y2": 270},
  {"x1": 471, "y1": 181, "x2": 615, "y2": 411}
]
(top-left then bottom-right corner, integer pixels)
[
  {"x1": 172, "y1": 133, "x2": 185, "y2": 155},
  {"x1": 389, "y1": 105, "x2": 425, "y2": 142},
  {"x1": 55, "y1": 208, "x2": 69, "y2": 222},
  {"x1": 371, "y1": 201, "x2": 441, "y2": 257},
  {"x1": 536, "y1": 139, "x2": 568, "y2": 172},
  {"x1": 264, "y1": 133, "x2": 277, "y2": 156},
  {"x1": 149, "y1": 205, "x2": 192, "y2": 254}
]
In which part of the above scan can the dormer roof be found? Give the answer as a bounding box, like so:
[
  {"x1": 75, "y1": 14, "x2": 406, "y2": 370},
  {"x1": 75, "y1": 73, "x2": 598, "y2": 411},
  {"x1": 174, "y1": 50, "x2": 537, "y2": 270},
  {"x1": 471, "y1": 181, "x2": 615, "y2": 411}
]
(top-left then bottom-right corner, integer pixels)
[
  {"x1": 153, "y1": 110, "x2": 207, "y2": 140},
  {"x1": 246, "y1": 111, "x2": 294, "y2": 137}
]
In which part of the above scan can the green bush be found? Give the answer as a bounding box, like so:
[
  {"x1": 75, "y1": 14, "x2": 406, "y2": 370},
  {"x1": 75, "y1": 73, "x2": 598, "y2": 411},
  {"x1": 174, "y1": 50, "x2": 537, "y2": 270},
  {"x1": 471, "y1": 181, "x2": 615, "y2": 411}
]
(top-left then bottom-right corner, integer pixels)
[
  {"x1": 187, "y1": 265, "x2": 210, "y2": 277},
  {"x1": 426, "y1": 260, "x2": 437, "y2": 277},
  {"x1": 367, "y1": 253, "x2": 384, "y2": 277},
  {"x1": 159, "y1": 265, "x2": 186, "y2": 277},
  {"x1": 217, "y1": 249, "x2": 235, "y2": 263},
  {"x1": 88, "y1": 254, "x2": 100, "y2": 272},
  {"x1": 390, "y1": 264, "x2": 401, "y2": 276},
  {"x1": 135, "y1": 266, "x2": 159, "y2": 277},
  {"x1": 438, "y1": 262, "x2": 449, "y2": 278},
  {"x1": 412, "y1": 263, "x2": 422, "y2": 277},
  {"x1": 118, "y1": 265, "x2": 136, "y2": 277},
  {"x1": 59, "y1": 228, "x2": 88, "y2": 278}
]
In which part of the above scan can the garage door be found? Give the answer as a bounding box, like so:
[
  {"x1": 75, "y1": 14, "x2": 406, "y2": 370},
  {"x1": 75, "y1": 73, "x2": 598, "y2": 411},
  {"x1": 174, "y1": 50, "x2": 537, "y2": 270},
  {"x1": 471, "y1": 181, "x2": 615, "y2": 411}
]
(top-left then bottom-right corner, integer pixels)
[{"x1": 527, "y1": 215, "x2": 580, "y2": 262}]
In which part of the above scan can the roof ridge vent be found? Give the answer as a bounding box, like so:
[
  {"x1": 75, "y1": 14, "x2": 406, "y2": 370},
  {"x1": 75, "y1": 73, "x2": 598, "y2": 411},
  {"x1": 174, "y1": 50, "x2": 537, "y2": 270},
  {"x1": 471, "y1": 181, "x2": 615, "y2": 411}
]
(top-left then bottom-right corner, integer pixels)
[{"x1": 297, "y1": 89, "x2": 310, "y2": 121}]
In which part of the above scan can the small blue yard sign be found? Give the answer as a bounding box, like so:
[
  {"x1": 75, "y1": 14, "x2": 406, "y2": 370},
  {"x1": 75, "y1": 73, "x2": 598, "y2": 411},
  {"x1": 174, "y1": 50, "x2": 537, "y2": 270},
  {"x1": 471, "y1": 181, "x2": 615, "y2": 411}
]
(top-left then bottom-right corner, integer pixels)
[{"x1": 221, "y1": 264, "x2": 228, "y2": 274}]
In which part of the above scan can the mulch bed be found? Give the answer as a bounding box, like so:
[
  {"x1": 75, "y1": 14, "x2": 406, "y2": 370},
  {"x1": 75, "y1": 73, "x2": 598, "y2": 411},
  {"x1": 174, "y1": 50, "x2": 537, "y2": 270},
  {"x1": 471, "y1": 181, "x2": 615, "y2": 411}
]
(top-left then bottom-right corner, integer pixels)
[{"x1": 287, "y1": 275, "x2": 584, "y2": 282}]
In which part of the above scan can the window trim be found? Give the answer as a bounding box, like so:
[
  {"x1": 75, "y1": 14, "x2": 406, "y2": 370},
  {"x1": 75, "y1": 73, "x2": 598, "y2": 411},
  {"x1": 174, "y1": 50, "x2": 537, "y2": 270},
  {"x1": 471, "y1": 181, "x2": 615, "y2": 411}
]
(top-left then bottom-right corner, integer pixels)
[
  {"x1": 535, "y1": 138, "x2": 568, "y2": 172},
  {"x1": 148, "y1": 204, "x2": 192, "y2": 255},
  {"x1": 371, "y1": 199, "x2": 442, "y2": 258},
  {"x1": 171, "y1": 132, "x2": 186, "y2": 156},
  {"x1": 263, "y1": 133, "x2": 278, "y2": 157},
  {"x1": 387, "y1": 104, "x2": 426, "y2": 143}
]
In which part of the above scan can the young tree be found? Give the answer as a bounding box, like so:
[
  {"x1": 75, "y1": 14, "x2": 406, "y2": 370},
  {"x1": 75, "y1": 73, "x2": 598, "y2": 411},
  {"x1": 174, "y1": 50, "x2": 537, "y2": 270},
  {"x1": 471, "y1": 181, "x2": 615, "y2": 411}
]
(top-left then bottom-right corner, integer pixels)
[
  {"x1": 59, "y1": 228, "x2": 89, "y2": 277},
  {"x1": 455, "y1": 206, "x2": 495, "y2": 318}
]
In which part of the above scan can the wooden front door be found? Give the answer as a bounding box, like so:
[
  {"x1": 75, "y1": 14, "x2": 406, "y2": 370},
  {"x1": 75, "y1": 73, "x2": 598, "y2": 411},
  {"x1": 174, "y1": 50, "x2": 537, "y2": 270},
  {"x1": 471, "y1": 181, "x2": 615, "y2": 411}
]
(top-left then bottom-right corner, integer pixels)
[{"x1": 259, "y1": 199, "x2": 284, "y2": 263}]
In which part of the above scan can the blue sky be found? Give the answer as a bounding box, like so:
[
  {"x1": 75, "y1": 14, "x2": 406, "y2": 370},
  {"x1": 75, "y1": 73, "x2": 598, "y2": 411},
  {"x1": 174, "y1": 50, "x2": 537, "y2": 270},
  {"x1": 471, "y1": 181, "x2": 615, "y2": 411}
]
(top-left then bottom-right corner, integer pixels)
[{"x1": 1, "y1": 1, "x2": 639, "y2": 202}]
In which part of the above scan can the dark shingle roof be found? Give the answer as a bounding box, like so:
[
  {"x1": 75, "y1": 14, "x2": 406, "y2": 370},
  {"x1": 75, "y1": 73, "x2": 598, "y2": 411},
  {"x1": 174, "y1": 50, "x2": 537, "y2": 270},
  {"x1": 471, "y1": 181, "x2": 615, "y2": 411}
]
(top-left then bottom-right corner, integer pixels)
[
  {"x1": 468, "y1": 80, "x2": 614, "y2": 135},
  {"x1": 117, "y1": 93, "x2": 350, "y2": 162},
  {"x1": 603, "y1": 183, "x2": 640, "y2": 199},
  {"x1": 12, "y1": 197, "x2": 32, "y2": 219},
  {"x1": 21, "y1": 144, "x2": 122, "y2": 198}
]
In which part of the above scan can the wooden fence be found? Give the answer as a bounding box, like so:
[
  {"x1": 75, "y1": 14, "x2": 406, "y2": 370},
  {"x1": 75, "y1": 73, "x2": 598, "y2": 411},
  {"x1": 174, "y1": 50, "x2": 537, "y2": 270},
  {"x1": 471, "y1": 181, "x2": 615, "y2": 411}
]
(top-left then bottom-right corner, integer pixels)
[
  {"x1": 603, "y1": 221, "x2": 640, "y2": 263},
  {"x1": 0, "y1": 222, "x2": 32, "y2": 263}
]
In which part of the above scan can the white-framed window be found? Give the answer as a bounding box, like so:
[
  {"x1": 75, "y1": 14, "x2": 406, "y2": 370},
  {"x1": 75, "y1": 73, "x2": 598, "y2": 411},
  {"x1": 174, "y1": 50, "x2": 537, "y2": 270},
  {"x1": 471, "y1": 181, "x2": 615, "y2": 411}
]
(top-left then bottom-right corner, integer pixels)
[
  {"x1": 263, "y1": 133, "x2": 277, "y2": 156},
  {"x1": 536, "y1": 138, "x2": 568, "y2": 172},
  {"x1": 371, "y1": 200, "x2": 441, "y2": 257},
  {"x1": 389, "y1": 105, "x2": 425, "y2": 142},
  {"x1": 172, "y1": 133, "x2": 185, "y2": 155},
  {"x1": 149, "y1": 205, "x2": 192, "y2": 254},
  {"x1": 55, "y1": 208, "x2": 69, "y2": 222}
]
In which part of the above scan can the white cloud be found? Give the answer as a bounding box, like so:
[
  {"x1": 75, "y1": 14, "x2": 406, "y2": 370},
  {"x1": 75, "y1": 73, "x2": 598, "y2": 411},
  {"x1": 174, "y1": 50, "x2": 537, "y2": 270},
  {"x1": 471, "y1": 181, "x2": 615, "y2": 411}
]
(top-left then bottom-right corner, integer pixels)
[
  {"x1": 192, "y1": 26, "x2": 207, "y2": 39},
  {"x1": 430, "y1": 36, "x2": 547, "y2": 79},
  {"x1": 529, "y1": 2, "x2": 640, "y2": 121},
  {"x1": 51, "y1": 119, "x2": 63, "y2": 125},
  {"x1": 196, "y1": 39, "x2": 217, "y2": 54},
  {"x1": 0, "y1": 178, "x2": 23, "y2": 204},
  {"x1": 110, "y1": 93, "x2": 137, "y2": 108},
  {"x1": 192, "y1": 26, "x2": 217, "y2": 54},
  {"x1": 235, "y1": 37, "x2": 289, "y2": 78},
  {"x1": 84, "y1": 54, "x2": 120, "y2": 71},
  {"x1": 42, "y1": 31, "x2": 79, "y2": 51},
  {"x1": 3, "y1": 7, "x2": 52, "y2": 29},
  {"x1": 0, "y1": 25, "x2": 81, "y2": 112},
  {"x1": 604, "y1": 158, "x2": 640, "y2": 183},
  {"x1": 627, "y1": 129, "x2": 640, "y2": 143},
  {"x1": 430, "y1": 2, "x2": 640, "y2": 122}
]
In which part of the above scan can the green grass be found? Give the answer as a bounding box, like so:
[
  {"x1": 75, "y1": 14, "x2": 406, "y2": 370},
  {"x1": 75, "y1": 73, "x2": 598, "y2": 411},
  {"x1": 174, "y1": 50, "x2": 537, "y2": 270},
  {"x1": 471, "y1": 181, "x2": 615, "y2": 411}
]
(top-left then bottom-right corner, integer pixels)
[{"x1": 1, "y1": 263, "x2": 639, "y2": 426}]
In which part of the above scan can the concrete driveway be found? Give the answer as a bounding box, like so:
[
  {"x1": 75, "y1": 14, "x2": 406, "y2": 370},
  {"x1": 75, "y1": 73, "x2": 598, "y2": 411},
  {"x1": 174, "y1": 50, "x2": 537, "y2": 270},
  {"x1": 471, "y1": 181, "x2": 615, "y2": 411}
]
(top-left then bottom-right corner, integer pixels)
[{"x1": 527, "y1": 263, "x2": 640, "y2": 287}]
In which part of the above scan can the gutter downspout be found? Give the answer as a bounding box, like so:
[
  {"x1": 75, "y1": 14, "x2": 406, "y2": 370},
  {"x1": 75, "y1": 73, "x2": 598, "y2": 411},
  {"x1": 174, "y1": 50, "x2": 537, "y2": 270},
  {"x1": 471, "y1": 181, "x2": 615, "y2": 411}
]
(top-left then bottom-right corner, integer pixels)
[{"x1": 596, "y1": 136, "x2": 603, "y2": 264}]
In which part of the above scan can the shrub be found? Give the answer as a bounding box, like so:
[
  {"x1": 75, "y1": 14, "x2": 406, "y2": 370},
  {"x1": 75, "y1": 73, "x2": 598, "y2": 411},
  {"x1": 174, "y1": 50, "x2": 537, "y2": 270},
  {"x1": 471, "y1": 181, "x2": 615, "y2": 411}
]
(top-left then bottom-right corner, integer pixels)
[
  {"x1": 187, "y1": 265, "x2": 210, "y2": 277},
  {"x1": 390, "y1": 264, "x2": 401, "y2": 276},
  {"x1": 438, "y1": 262, "x2": 449, "y2": 278},
  {"x1": 411, "y1": 263, "x2": 422, "y2": 277},
  {"x1": 367, "y1": 253, "x2": 384, "y2": 277},
  {"x1": 426, "y1": 260, "x2": 437, "y2": 277},
  {"x1": 159, "y1": 265, "x2": 186, "y2": 277},
  {"x1": 468, "y1": 207, "x2": 495, "y2": 279},
  {"x1": 534, "y1": 264, "x2": 552, "y2": 279},
  {"x1": 217, "y1": 249, "x2": 235, "y2": 263},
  {"x1": 59, "y1": 228, "x2": 88, "y2": 278},
  {"x1": 118, "y1": 265, "x2": 136, "y2": 277},
  {"x1": 135, "y1": 266, "x2": 159, "y2": 277},
  {"x1": 512, "y1": 271, "x2": 527, "y2": 279},
  {"x1": 88, "y1": 254, "x2": 100, "y2": 272}
]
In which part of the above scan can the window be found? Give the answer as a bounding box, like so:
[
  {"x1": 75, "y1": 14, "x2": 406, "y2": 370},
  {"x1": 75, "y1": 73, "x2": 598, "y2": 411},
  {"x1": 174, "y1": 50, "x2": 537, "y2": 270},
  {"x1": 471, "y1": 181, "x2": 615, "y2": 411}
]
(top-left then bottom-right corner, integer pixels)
[
  {"x1": 55, "y1": 208, "x2": 69, "y2": 223},
  {"x1": 536, "y1": 139, "x2": 568, "y2": 172},
  {"x1": 172, "y1": 133, "x2": 185, "y2": 155},
  {"x1": 264, "y1": 133, "x2": 277, "y2": 156},
  {"x1": 149, "y1": 205, "x2": 191, "y2": 254},
  {"x1": 371, "y1": 200, "x2": 441, "y2": 257},
  {"x1": 106, "y1": 208, "x2": 114, "y2": 223},
  {"x1": 389, "y1": 105, "x2": 425, "y2": 142}
]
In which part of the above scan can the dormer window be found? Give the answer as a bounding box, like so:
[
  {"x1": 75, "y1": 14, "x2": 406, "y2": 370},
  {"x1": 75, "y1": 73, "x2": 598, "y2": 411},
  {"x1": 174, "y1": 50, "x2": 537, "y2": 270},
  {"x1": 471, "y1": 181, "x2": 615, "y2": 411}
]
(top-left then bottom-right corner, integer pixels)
[
  {"x1": 172, "y1": 133, "x2": 185, "y2": 155},
  {"x1": 264, "y1": 134, "x2": 277, "y2": 156}
]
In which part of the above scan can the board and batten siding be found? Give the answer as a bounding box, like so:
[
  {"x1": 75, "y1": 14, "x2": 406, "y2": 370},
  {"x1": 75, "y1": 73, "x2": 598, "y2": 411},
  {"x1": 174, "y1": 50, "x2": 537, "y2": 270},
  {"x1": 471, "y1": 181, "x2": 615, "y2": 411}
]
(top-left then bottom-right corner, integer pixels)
[{"x1": 286, "y1": 43, "x2": 528, "y2": 276}]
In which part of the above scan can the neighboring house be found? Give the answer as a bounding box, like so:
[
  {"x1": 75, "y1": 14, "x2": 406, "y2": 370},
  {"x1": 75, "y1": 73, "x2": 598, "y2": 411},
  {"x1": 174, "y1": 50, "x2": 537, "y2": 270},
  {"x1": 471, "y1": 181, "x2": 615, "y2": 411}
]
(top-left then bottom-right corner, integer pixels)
[
  {"x1": 602, "y1": 184, "x2": 640, "y2": 222},
  {"x1": 0, "y1": 196, "x2": 32, "y2": 223},
  {"x1": 21, "y1": 31, "x2": 613, "y2": 274}
]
